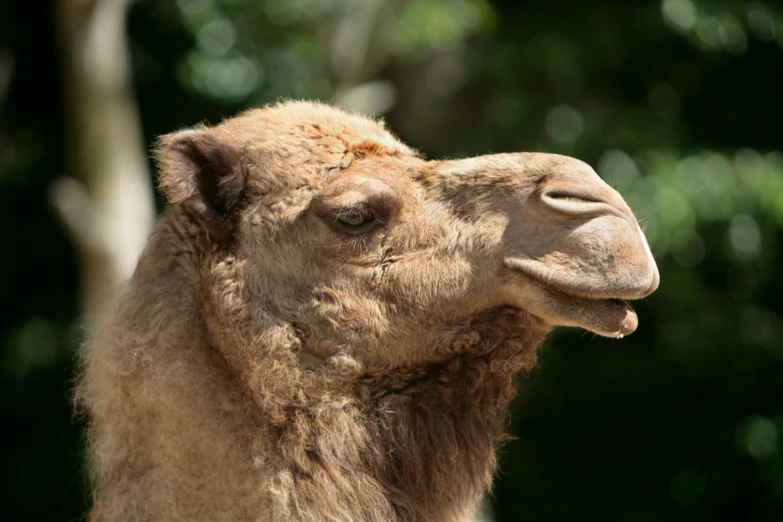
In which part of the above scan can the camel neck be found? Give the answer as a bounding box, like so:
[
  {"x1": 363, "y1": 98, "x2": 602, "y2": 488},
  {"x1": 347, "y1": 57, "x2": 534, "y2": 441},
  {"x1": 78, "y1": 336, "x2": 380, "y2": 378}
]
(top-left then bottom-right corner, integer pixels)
[{"x1": 261, "y1": 310, "x2": 549, "y2": 521}]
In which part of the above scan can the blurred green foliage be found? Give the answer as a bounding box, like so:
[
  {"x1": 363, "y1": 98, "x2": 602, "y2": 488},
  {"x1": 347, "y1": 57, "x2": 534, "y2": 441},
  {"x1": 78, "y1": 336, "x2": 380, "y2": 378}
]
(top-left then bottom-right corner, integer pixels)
[{"x1": 1, "y1": 0, "x2": 783, "y2": 520}]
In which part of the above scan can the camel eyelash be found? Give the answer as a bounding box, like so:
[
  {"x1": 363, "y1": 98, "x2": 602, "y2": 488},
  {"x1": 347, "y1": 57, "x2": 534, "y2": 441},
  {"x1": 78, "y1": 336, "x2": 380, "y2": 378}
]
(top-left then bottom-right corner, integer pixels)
[{"x1": 331, "y1": 206, "x2": 379, "y2": 234}]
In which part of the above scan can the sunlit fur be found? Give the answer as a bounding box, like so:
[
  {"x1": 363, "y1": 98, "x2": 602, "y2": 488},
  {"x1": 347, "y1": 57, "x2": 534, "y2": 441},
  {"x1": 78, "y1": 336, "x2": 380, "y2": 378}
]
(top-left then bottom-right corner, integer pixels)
[{"x1": 76, "y1": 101, "x2": 657, "y2": 521}]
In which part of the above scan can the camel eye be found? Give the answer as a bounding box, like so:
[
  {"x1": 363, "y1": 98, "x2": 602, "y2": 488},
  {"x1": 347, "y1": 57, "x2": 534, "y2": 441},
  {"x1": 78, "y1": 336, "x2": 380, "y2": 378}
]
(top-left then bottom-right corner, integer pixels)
[{"x1": 335, "y1": 209, "x2": 375, "y2": 232}]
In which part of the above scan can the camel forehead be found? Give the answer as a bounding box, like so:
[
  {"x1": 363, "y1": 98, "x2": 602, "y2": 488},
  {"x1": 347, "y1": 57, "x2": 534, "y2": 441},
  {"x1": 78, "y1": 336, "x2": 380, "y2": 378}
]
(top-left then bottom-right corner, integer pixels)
[{"x1": 214, "y1": 100, "x2": 417, "y2": 159}]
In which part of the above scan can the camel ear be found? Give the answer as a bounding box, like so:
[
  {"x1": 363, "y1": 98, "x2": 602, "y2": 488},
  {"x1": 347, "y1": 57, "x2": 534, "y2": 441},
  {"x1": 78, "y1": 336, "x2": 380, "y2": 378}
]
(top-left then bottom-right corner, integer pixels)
[{"x1": 155, "y1": 127, "x2": 247, "y2": 239}]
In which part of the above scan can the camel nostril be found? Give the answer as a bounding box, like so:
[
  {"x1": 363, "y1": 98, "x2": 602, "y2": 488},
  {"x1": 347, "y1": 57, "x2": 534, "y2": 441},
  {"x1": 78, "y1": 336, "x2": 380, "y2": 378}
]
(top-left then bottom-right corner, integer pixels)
[
  {"x1": 544, "y1": 191, "x2": 602, "y2": 204},
  {"x1": 540, "y1": 189, "x2": 619, "y2": 217}
]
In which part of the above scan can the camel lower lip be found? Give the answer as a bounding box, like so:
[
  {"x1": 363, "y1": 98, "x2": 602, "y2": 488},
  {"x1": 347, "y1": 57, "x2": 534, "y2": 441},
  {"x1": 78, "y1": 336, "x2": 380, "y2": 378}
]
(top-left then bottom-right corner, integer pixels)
[{"x1": 550, "y1": 290, "x2": 638, "y2": 337}]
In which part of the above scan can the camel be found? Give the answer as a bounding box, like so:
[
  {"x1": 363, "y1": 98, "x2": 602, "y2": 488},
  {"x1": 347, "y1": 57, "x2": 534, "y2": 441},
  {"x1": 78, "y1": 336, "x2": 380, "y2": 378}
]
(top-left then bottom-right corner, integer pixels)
[{"x1": 76, "y1": 101, "x2": 659, "y2": 521}]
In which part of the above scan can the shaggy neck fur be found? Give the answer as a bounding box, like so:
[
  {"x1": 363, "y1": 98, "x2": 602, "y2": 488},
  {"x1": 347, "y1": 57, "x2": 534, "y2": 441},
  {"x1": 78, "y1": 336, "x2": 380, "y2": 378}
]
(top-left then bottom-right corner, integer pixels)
[
  {"x1": 254, "y1": 309, "x2": 547, "y2": 522},
  {"x1": 78, "y1": 208, "x2": 550, "y2": 522}
]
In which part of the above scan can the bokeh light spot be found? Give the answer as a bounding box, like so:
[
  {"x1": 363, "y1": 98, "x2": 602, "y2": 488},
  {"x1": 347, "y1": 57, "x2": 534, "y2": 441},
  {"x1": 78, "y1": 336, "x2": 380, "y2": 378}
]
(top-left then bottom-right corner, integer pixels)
[
  {"x1": 727, "y1": 214, "x2": 761, "y2": 261},
  {"x1": 338, "y1": 80, "x2": 397, "y2": 115},
  {"x1": 734, "y1": 148, "x2": 766, "y2": 187},
  {"x1": 598, "y1": 149, "x2": 641, "y2": 193},
  {"x1": 186, "y1": 52, "x2": 261, "y2": 101},
  {"x1": 662, "y1": 0, "x2": 697, "y2": 33},
  {"x1": 718, "y1": 16, "x2": 748, "y2": 55},
  {"x1": 197, "y1": 18, "x2": 237, "y2": 57},
  {"x1": 656, "y1": 186, "x2": 695, "y2": 230},
  {"x1": 739, "y1": 416, "x2": 779, "y2": 459},
  {"x1": 265, "y1": 0, "x2": 305, "y2": 26},
  {"x1": 747, "y1": 3, "x2": 777, "y2": 41},
  {"x1": 177, "y1": 0, "x2": 214, "y2": 18},
  {"x1": 544, "y1": 105, "x2": 584, "y2": 144},
  {"x1": 695, "y1": 15, "x2": 723, "y2": 50},
  {"x1": 676, "y1": 156, "x2": 708, "y2": 196},
  {"x1": 702, "y1": 154, "x2": 735, "y2": 194}
]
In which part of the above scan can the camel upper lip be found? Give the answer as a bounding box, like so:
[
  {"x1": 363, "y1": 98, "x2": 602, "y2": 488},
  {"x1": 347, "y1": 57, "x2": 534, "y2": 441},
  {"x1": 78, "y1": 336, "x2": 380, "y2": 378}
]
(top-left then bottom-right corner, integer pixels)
[
  {"x1": 523, "y1": 270, "x2": 633, "y2": 307},
  {"x1": 503, "y1": 257, "x2": 650, "y2": 303}
]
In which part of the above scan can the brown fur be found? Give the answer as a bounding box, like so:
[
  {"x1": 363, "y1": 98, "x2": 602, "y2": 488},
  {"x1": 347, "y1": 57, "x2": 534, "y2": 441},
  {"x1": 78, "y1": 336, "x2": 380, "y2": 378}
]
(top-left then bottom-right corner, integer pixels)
[{"x1": 76, "y1": 101, "x2": 657, "y2": 521}]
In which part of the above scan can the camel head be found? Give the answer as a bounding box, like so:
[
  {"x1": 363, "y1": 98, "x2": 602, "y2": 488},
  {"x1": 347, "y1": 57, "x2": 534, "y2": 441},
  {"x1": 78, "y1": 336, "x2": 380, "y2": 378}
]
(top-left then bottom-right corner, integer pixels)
[{"x1": 156, "y1": 101, "x2": 659, "y2": 370}]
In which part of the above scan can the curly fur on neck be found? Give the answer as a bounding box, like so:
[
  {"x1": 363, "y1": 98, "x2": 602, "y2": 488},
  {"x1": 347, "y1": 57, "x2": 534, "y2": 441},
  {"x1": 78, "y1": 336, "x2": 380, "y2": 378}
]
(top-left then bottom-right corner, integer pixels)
[{"x1": 254, "y1": 308, "x2": 547, "y2": 521}]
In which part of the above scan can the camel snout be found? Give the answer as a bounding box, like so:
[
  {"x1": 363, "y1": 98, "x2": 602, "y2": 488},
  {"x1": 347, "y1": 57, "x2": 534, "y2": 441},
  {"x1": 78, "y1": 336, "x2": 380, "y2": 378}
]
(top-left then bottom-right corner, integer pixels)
[
  {"x1": 538, "y1": 162, "x2": 660, "y2": 301},
  {"x1": 497, "y1": 156, "x2": 660, "y2": 304}
]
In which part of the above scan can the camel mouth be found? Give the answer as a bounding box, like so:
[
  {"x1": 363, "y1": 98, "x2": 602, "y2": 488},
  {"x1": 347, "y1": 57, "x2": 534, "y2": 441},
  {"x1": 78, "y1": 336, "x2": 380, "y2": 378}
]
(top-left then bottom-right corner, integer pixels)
[
  {"x1": 538, "y1": 284, "x2": 638, "y2": 338},
  {"x1": 503, "y1": 264, "x2": 640, "y2": 338}
]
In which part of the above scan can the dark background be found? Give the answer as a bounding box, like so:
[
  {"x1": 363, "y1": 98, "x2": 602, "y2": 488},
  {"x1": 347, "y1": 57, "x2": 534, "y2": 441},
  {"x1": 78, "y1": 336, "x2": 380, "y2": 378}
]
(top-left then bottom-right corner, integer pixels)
[{"x1": 2, "y1": 0, "x2": 783, "y2": 520}]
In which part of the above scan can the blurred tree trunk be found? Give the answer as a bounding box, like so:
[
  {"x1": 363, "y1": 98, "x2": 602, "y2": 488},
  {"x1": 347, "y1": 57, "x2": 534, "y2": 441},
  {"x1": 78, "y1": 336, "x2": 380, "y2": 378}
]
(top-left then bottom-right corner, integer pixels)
[{"x1": 51, "y1": 0, "x2": 155, "y2": 319}]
